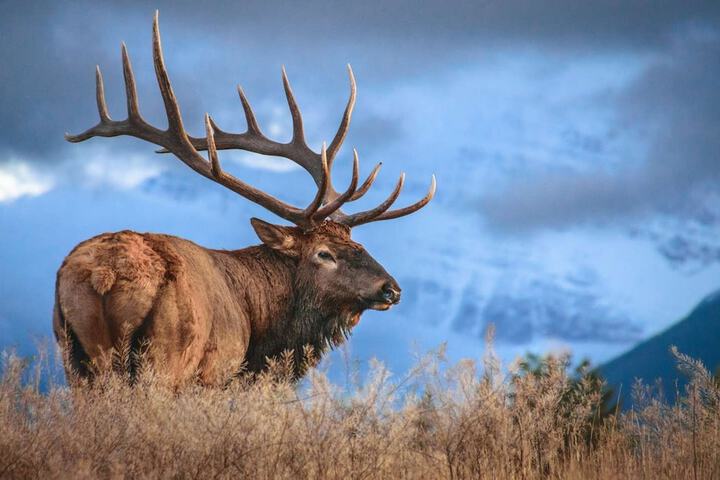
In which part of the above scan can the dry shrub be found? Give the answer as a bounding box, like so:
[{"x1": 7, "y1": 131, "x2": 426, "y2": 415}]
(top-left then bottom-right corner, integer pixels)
[{"x1": 1, "y1": 340, "x2": 719, "y2": 480}]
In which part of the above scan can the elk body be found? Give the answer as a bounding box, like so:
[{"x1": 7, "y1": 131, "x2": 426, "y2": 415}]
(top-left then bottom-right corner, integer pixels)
[{"x1": 54, "y1": 13, "x2": 435, "y2": 386}]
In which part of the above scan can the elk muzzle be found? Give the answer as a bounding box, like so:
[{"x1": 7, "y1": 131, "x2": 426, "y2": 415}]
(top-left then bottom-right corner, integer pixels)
[{"x1": 368, "y1": 278, "x2": 402, "y2": 310}]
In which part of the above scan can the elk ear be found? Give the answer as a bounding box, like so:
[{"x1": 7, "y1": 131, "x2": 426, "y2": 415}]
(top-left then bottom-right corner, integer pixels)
[{"x1": 250, "y1": 218, "x2": 300, "y2": 257}]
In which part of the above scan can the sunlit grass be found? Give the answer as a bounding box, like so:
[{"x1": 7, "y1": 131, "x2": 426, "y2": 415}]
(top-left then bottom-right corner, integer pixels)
[{"x1": 1, "y1": 338, "x2": 718, "y2": 479}]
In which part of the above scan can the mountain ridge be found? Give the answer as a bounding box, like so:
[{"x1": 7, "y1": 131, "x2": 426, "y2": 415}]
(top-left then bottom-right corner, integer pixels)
[{"x1": 600, "y1": 288, "x2": 720, "y2": 408}]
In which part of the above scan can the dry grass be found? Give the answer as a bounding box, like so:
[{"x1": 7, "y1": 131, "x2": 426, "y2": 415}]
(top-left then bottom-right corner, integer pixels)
[{"x1": 1, "y1": 339, "x2": 719, "y2": 480}]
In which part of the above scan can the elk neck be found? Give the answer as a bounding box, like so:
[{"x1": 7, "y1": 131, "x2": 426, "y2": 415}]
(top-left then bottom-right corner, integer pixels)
[{"x1": 220, "y1": 244, "x2": 358, "y2": 376}]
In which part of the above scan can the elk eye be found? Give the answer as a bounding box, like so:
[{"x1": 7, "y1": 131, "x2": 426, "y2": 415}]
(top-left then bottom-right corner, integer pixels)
[{"x1": 317, "y1": 250, "x2": 335, "y2": 262}]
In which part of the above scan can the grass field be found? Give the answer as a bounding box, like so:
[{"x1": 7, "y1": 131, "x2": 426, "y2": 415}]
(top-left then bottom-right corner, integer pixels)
[{"x1": 1, "y1": 340, "x2": 719, "y2": 479}]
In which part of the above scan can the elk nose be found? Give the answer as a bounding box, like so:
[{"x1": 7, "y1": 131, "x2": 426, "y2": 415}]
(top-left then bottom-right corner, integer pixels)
[{"x1": 381, "y1": 281, "x2": 402, "y2": 304}]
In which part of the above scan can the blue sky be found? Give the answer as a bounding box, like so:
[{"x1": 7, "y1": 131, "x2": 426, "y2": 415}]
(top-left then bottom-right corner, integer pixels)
[{"x1": 1, "y1": 1, "x2": 719, "y2": 375}]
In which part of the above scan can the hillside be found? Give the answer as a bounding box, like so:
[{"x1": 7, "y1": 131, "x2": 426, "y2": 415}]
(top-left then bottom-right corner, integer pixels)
[{"x1": 600, "y1": 288, "x2": 720, "y2": 408}]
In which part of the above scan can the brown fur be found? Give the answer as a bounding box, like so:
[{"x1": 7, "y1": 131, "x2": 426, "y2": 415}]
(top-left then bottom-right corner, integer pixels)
[{"x1": 54, "y1": 220, "x2": 400, "y2": 386}]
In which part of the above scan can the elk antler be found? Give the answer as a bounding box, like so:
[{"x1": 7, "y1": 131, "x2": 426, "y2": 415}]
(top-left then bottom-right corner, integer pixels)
[{"x1": 66, "y1": 11, "x2": 435, "y2": 229}]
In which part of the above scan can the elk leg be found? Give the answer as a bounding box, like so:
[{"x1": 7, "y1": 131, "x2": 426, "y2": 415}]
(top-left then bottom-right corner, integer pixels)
[
  {"x1": 141, "y1": 276, "x2": 209, "y2": 387},
  {"x1": 55, "y1": 276, "x2": 114, "y2": 377}
]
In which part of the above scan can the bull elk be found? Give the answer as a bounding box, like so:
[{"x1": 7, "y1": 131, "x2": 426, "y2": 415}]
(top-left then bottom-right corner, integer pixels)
[{"x1": 54, "y1": 12, "x2": 435, "y2": 386}]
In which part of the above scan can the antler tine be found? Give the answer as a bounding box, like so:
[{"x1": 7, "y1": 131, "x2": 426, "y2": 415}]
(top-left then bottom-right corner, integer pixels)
[
  {"x1": 281, "y1": 66, "x2": 306, "y2": 147},
  {"x1": 314, "y1": 149, "x2": 359, "y2": 220},
  {"x1": 350, "y1": 162, "x2": 381, "y2": 201},
  {"x1": 236, "y1": 86, "x2": 262, "y2": 135},
  {"x1": 326, "y1": 64, "x2": 356, "y2": 167},
  {"x1": 205, "y1": 114, "x2": 221, "y2": 177},
  {"x1": 65, "y1": 66, "x2": 111, "y2": 142},
  {"x1": 152, "y1": 12, "x2": 187, "y2": 138},
  {"x1": 302, "y1": 143, "x2": 330, "y2": 219},
  {"x1": 337, "y1": 173, "x2": 405, "y2": 227},
  {"x1": 371, "y1": 175, "x2": 436, "y2": 222},
  {"x1": 95, "y1": 66, "x2": 111, "y2": 122},
  {"x1": 350, "y1": 175, "x2": 436, "y2": 226},
  {"x1": 121, "y1": 43, "x2": 142, "y2": 121}
]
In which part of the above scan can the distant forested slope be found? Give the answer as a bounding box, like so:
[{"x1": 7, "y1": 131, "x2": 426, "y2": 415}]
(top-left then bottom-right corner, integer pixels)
[{"x1": 600, "y1": 289, "x2": 720, "y2": 408}]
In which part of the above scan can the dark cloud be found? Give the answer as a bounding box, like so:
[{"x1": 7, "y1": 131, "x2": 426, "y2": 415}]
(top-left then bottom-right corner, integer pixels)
[
  {"x1": 106, "y1": 0, "x2": 720, "y2": 51},
  {"x1": 481, "y1": 33, "x2": 720, "y2": 231},
  {"x1": 2, "y1": 0, "x2": 719, "y2": 164}
]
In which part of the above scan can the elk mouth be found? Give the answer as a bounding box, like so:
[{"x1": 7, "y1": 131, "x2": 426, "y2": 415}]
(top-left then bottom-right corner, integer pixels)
[
  {"x1": 358, "y1": 295, "x2": 400, "y2": 311},
  {"x1": 369, "y1": 301, "x2": 394, "y2": 311},
  {"x1": 365, "y1": 290, "x2": 401, "y2": 311}
]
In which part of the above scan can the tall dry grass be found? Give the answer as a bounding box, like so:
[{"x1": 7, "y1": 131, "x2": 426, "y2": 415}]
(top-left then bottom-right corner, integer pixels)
[{"x1": 1, "y1": 339, "x2": 719, "y2": 479}]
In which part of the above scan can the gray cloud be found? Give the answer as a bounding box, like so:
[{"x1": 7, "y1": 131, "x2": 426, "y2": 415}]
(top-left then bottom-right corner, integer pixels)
[
  {"x1": 481, "y1": 33, "x2": 720, "y2": 231},
  {"x1": 2, "y1": 0, "x2": 719, "y2": 164},
  {"x1": 108, "y1": 0, "x2": 720, "y2": 51}
]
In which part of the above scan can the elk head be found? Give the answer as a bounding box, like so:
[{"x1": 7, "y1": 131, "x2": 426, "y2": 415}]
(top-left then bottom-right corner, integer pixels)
[
  {"x1": 66, "y1": 12, "x2": 435, "y2": 319},
  {"x1": 251, "y1": 218, "x2": 401, "y2": 317}
]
